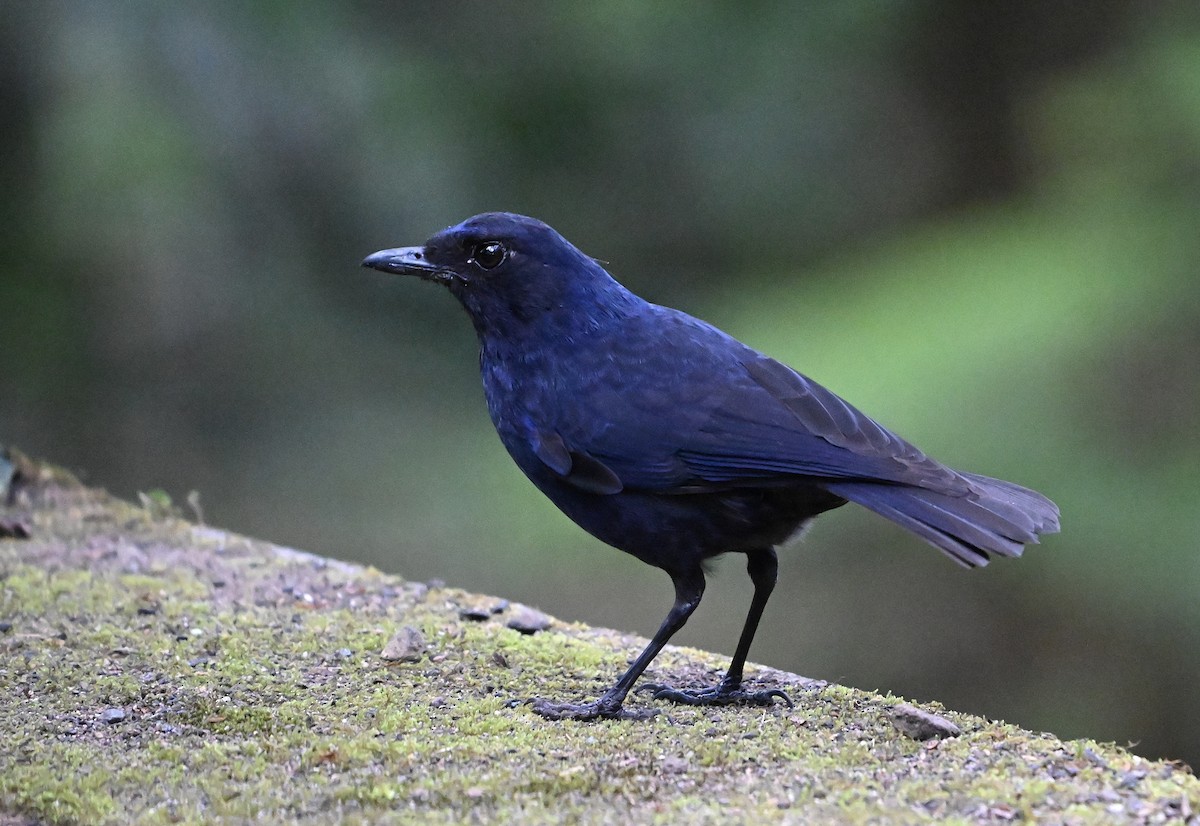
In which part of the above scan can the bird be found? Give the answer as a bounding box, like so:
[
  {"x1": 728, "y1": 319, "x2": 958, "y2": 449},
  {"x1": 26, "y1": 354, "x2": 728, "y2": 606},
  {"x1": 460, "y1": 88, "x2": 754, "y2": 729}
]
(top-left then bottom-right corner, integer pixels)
[{"x1": 362, "y1": 212, "x2": 1060, "y2": 721}]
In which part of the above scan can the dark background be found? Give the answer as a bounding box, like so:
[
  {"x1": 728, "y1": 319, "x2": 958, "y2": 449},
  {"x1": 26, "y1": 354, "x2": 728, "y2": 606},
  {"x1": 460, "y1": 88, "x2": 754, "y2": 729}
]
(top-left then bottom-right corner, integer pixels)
[{"x1": 3, "y1": 3, "x2": 1198, "y2": 765}]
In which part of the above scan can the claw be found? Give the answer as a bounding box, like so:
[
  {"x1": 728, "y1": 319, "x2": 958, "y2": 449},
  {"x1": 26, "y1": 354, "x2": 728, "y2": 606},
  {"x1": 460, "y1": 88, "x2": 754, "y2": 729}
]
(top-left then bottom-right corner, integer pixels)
[{"x1": 761, "y1": 689, "x2": 794, "y2": 709}]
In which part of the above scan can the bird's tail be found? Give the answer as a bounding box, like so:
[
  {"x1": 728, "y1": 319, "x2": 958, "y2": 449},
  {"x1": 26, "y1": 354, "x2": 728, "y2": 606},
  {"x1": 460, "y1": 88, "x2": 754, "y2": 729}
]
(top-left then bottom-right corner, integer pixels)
[{"x1": 824, "y1": 472, "x2": 1060, "y2": 568}]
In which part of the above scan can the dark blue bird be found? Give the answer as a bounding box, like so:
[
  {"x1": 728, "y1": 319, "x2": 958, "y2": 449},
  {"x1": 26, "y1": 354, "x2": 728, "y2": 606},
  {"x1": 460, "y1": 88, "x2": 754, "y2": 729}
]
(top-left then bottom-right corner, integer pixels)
[{"x1": 363, "y1": 212, "x2": 1060, "y2": 720}]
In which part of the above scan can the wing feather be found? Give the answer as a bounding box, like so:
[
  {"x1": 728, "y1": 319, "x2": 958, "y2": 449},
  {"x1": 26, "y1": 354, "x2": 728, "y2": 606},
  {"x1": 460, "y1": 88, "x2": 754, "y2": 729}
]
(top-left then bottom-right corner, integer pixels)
[{"x1": 549, "y1": 311, "x2": 967, "y2": 496}]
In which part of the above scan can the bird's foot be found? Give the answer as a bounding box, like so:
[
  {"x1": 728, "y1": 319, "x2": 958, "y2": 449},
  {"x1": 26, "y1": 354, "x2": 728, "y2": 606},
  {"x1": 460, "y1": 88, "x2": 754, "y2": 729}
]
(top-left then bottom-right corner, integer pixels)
[
  {"x1": 529, "y1": 696, "x2": 659, "y2": 722},
  {"x1": 636, "y1": 680, "x2": 793, "y2": 709}
]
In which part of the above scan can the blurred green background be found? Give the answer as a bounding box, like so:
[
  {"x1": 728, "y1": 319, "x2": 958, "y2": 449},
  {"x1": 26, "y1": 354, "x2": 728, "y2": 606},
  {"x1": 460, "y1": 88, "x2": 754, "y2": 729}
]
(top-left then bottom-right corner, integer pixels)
[{"x1": 3, "y1": 3, "x2": 1198, "y2": 765}]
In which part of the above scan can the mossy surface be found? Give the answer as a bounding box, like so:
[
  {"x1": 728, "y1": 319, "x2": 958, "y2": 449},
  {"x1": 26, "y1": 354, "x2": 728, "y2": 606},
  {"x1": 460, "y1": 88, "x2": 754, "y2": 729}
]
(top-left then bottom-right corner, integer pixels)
[{"x1": 1, "y1": 450, "x2": 1196, "y2": 824}]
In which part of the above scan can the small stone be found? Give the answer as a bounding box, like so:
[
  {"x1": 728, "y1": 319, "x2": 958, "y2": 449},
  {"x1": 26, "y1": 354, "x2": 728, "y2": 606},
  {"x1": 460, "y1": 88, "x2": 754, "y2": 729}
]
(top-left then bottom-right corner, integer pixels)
[
  {"x1": 381, "y1": 626, "x2": 425, "y2": 662},
  {"x1": 0, "y1": 519, "x2": 31, "y2": 539},
  {"x1": 459, "y1": 606, "x2": 492, "y2": 622},
  {"x1": 886, "y1": 703, "x2": 961, "y2": 741},
  {"x1": 505, "y1": 604, "x2": 551, "y2": 634},
  {"x1": 335, "y1": 647, "x2": 353, "y2": 659},
  {"x1": 660, "y1": 757, "x2": 688, "y2": 774},
  {"x1": 101, "y1": 707, "x2": 126, "y2": 724},
  {"x1": 0, "y1": 621, "x2": 11, "y2": 633},
  {"x1": 1084, "y1": 747, "x2": 1111, "y2": 769},
  {"x1": 1118, "y1": 770, "x2": 1146, "y2": 789},
  {"x1": 1048, "y1": 764, "x2": 1078, "y2": 780}
]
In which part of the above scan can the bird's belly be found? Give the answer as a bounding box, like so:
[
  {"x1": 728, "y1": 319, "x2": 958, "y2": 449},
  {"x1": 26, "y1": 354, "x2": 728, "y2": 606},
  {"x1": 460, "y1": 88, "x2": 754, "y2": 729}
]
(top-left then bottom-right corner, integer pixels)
[{"x1": 527, "y1": 471, "x2": 845, "y2": 575}]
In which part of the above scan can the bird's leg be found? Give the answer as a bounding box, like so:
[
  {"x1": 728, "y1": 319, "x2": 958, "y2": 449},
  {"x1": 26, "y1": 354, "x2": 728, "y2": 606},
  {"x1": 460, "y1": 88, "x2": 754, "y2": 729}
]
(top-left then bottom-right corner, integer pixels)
[
  {"x1": 639, "y1": 547, "x2": 793, "y2": 709},
  {"x1": 531, "y1": 571, "x2": 705, "y2": 721}
]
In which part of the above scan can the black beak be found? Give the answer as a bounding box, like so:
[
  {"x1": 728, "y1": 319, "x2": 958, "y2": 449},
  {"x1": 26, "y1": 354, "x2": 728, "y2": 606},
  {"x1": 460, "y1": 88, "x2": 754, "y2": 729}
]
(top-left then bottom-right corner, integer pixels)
[{"x1": 361, "y1": 246, "x2": 450, "y2": 281}]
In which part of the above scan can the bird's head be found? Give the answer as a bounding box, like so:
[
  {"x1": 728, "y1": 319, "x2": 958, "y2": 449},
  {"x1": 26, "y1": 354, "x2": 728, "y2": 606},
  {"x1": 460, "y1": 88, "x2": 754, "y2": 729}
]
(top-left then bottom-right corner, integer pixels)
[{"x1": 363, "y1": 212, "x2": 638, "y2": 340}]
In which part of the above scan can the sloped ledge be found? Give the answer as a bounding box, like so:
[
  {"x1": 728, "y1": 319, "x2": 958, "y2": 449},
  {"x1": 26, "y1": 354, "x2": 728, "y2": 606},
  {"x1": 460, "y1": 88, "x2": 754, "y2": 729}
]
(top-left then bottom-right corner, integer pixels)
[{"x1": 1, "y1": 449, "x2": 1196, "y2": 824}]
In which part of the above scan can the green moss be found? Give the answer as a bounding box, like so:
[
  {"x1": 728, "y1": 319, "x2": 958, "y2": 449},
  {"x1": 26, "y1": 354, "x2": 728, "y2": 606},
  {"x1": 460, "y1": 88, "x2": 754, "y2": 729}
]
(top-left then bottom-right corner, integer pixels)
[
  {"x1": 0, "y1": 749, "x2": 118, "y2": 824},
  {"x1": 1, "y1": 459, "x2": 1197, "y2": 824}
]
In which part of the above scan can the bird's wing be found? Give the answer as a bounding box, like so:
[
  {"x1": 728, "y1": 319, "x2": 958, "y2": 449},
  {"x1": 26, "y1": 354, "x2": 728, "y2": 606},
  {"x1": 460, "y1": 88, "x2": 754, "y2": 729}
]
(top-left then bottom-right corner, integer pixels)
[
  {"x1": 672, "y1": 353, "x2": 969, "y2": 493},
  {"x1": 548, "y1": 312, "x2": 968, "y2": 495}
]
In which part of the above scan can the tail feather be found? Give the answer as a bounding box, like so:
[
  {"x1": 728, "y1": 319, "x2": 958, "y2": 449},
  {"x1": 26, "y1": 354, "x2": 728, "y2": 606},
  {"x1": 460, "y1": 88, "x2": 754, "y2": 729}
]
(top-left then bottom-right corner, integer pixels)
[{"x1": 825, "y1": 473, "x2": 1060, "y2": 568}]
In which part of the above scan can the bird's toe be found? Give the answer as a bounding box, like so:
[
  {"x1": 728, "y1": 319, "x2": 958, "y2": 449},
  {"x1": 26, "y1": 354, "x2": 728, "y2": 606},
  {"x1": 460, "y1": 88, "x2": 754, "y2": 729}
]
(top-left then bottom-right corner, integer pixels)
[
  {"x1": 636, "y1": 682, "x2": 793, "y2": 709},
  {"x1": 529, "y1": 696, "x2": 659, "y2": 721}
]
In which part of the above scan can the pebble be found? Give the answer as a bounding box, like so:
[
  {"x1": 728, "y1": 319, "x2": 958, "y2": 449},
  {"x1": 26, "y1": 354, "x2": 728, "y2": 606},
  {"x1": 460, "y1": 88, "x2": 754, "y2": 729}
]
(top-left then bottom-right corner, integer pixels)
[
  {"x1": 505, "y1": 605, "x2": 551, "y2": 634},
  {"x1": 0, "y1": 519, "x2": 31, "y2": 539},
  {"x1": 886, "y1": 703, "x2": 961, "y2": 741},
  {"x1": 380, "y1": 626, "x2": 425, "y2": 662},
  {"x1": 460, "y1": 598, "x2": 509, "y2": 621}
]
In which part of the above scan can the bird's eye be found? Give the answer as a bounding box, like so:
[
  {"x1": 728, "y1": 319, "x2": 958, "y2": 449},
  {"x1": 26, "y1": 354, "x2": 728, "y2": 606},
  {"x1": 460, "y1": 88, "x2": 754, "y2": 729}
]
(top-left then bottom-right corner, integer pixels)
[{"x1": 471, "y1": 241, "x2": 507, "y2": 270}]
